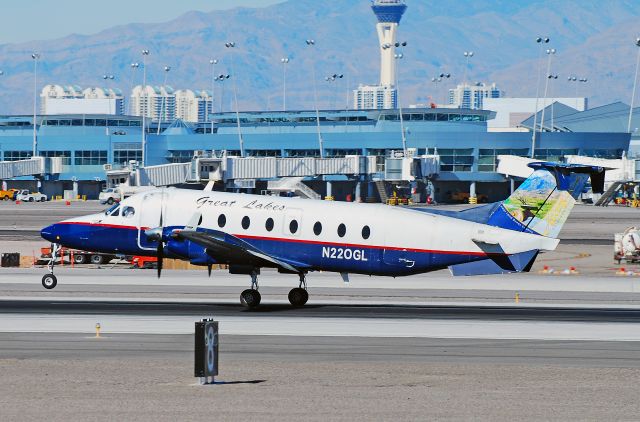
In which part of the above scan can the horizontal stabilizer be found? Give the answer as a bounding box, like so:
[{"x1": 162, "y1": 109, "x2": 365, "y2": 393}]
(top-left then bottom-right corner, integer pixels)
[{"x1": 449, "y1": 249, "x2": 539, "y2": 276}]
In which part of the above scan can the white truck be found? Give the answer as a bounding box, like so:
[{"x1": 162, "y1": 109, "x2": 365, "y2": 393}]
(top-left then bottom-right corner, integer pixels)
[
  {"x1": 16, "y1": 190, "x2": 47, "y2": 202},
  {"x1": 614, "y1": 227, "x2": 640, "y2": 264},
  {"x1": 99, "y1": 186, "x2": 154, "y2": 205}
]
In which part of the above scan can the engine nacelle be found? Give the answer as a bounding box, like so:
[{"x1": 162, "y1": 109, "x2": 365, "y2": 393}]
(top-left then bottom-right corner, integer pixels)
[{"x1": 166, "y1": 238, "x2": 217, "y2": 266}]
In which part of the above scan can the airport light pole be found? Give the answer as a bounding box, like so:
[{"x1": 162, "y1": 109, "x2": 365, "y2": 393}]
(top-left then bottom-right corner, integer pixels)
[
  {"x1": 157, "y1": 66, "x2": 171, "y2": 135},
  {"x1": 567, "y1": 76, "x2": 588, "y2": 103},
  {"x1": 31, "y1": 52, "x2": 40, "y2": 157},
  {"x1": 209, "y1": 59, "x2": 218, "y2": 132},
  {"x1": 547, "y1": 73, "x2": 558, "y2": 131},
  {"x1": 225, "y1": 42, "x2": 244, "y2": 157},
  {"x1": 628, "y1": 38, "x2": 640, "y2": 133},
  {"x1": 395, "y1": 52, "x2": 407, "y2": 156},
  {"x1": 462, "y1": 51, "x2": 474, "y2": 108},
  {"x1": 215, "y1": 74, "x2": 230, "y2": 113},
  {"x1": 306, "y1": 39, "x2": 324, "y2": 158},
  {"x1": 538, "y1": 48, "x2": 556, "y2": 138},
  {"x1": 141, "y1": 49, "x2": 149, "y2": 167},
  {"x1": 531, "y1": 36, "x2": 549, "y2": 158},
  {"x1": 325, "y1": 73, "x2": 343, "y2": 109},
  {"x1": 431, "y1": 73, "x2": 451, "y2": 105},
  {"x1": 128, "y1": 63, "x2": 139, "y2": 116},
  {"x1": 281, "y1": 57, "x2": 289, "y2": 111},
  {"x1": 102, "y1": 74, "x2": 114, "y2": 115}
]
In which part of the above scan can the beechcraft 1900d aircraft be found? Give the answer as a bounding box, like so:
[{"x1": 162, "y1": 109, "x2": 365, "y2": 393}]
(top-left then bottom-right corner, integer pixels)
[{"x1": 40, "y1": 162, "x2": 604, "y2": 308}]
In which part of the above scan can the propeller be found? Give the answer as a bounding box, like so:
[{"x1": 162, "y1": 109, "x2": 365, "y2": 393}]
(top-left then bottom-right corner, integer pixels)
[
  {"x1": 208, "y1": 264, "x2": 213, "y2": 277},
  {"x1": 143, "y1": 189, "x2": 166, "y2": 278}
]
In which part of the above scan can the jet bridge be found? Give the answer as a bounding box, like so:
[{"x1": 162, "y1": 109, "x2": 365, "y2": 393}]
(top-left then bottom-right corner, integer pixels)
[{"x1": 0, "y1": 157, "x2": 61, "y2": 180}]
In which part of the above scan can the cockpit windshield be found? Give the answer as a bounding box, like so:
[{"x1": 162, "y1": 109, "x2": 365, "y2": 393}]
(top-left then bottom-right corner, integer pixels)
[{"x1": 105, "y1": 204, "x2": 120, "y2": 216}]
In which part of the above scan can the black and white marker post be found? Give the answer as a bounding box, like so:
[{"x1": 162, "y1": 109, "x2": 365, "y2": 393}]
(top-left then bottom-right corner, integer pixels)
[{"x1": 194, "y1": 319, "x2": 219, "y2": 385}]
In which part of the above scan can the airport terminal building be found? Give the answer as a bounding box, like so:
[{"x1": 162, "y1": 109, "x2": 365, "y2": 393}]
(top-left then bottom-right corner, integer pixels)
[{"x1": 0, "y1": 104, "x2": 632, "y2": 202}]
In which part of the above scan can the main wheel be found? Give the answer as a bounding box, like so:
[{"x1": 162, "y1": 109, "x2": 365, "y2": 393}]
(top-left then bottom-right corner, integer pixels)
[
  {"x1": 90, "y1": 254, "x2": 104, "y2": 265},
  {"x1": 73, "y1": 254, "x2": 87, "y2": 265},
  {"x1": 288, "y1": 288, "x2": 309, "y2": 307},
  {"x1": 42, "y1": 274, "x2": 57, "y2": 290},
  {"x1": 240, "y1": 289, "x2": 261, "y2": 309}
]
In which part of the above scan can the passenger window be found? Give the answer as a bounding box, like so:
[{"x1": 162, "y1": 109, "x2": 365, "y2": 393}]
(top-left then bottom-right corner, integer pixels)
[
  {"x1": 242, "y1": 216, "x2": 251, "y2": 230},
  {"x1": 122, "y1": 206, "x2": 135, "y2": 218},
  {"x1": 218, "y1": 214, "x2": 226, "y2": 228},
  {"x1": 289, "y1": 219, "x2": 298, "y2": 234},
  {"x1": 313, "y1": 222, "x2": 322, "y2": 236},
  {"x1": 362, "y1": 225, "x2": 371, "y2": 239},
  {"x1": 265, "y1": 217, "x2": 274, "y2": 232},
  {"x1": 337, "y1": 223, "x2": 346, "y2": 238}
]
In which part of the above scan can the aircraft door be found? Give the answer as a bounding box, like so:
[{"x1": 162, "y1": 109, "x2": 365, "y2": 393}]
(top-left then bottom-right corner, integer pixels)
[
  {"x1": 382, "y1": 208, "x2": 416, "y2": 270},
  {"x1": 135, "y1": 191, "x2": 164, "y2": 251}
]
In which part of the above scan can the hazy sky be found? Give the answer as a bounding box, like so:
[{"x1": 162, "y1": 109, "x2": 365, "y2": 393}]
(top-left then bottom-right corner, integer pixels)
[{"x1": 2, "y1": 0, "x2": 285, "y2": 44}]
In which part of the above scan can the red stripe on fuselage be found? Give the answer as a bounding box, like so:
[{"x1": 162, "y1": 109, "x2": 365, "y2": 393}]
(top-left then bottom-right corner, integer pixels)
[{"x1": 56, "y1": 221, "x2": 492, "y2": 257}]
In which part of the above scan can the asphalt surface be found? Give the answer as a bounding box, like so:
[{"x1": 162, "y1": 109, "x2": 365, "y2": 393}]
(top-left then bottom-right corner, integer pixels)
[
  {"x1": 2, "y1": 333, "x2": 640, "y2": 367},
  {"x1": 4, "y1": 298, "x2": 640, "y2": 322}
]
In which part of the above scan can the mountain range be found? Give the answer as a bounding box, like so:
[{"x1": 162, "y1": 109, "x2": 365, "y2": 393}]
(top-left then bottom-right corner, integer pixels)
[{"x1": 0, "y1": 0, "x2": 639, "y2": 114}]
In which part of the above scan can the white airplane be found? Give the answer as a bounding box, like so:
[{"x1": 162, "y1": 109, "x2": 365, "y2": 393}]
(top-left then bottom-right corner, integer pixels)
[{"x1": 41, "y1": 162, "x2": 604, "y2": 308}]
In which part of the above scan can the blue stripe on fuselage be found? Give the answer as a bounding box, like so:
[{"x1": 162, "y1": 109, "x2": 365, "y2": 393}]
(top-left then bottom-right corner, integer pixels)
[{"x1": 44, "y1": 222, "x2": 492, "y2": 276}]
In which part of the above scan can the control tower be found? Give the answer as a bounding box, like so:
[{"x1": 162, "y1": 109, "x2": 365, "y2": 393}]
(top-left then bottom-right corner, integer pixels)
[{"x1": 372, "y1": 0, "x2": 407, "y2": 86}]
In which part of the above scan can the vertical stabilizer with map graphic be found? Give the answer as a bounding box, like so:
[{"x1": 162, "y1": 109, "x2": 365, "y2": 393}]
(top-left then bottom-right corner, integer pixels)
[{"x1": 487, "y1": 162, "x2": 605, "y2": 238}]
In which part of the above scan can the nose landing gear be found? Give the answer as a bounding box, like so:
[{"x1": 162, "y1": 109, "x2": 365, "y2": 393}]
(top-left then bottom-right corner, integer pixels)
[{"x1": 42, "y1": 243, "x2": 60, "y2": 289}]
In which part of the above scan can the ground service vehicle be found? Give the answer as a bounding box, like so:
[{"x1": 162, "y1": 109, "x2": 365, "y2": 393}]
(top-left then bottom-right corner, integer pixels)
[
  {"x1": 16, "y1": 190, "x2": 47, "y2": 202},
  {"x1": 0, "y1": 188, "x2": 19, "y2": 200}
]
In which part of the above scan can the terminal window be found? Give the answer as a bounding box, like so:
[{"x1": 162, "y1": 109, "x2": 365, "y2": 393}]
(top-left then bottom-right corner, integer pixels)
[
  {"x1": 40, "y1": 151, "x2": 71, "y2": 165},
  {"x1": 3, "y1": 151, "x2": 33, "y2": 161},
  {"x1": 74, "y1": 150, "x2": 108, "y2": 166},
  {"x1": 439, "y1": 149, "x2": 474, "y2": 172},
  {"x1": 114, "y1": 150, "x2": 142, "y2": 165}
]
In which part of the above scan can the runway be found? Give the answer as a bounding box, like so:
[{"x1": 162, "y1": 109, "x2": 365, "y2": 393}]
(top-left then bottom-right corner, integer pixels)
[{"x1": 2, "y1": 203, "x2": 640, "y2": 419}]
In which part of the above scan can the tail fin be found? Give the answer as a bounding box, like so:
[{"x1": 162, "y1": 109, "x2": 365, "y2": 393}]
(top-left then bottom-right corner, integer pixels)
[{"x1": 487, "y1": 162, "x2": 605, "y2": 238}]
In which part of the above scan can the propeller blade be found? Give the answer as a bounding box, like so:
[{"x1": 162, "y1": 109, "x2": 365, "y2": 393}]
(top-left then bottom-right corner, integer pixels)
[
  {"x1": 157, "y1": 241, "x2": 164, "y2": 278},
  {"x1": 207, "y1": 264, "x2": 212, "y2": 277}
]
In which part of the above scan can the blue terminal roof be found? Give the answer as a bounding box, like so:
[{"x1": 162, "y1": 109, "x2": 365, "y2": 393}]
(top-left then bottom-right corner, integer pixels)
[{"x1": 371, "y1": 0, "x2": 407, "y2": 23}]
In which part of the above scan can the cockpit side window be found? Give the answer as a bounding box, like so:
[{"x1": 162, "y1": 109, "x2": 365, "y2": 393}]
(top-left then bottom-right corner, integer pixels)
[
  {"x1": 122, "y1": 206, "x2": 136, "y2": 218},
  {"x1": 105, "y1": 204, "x2": 120, "y2": 216}
]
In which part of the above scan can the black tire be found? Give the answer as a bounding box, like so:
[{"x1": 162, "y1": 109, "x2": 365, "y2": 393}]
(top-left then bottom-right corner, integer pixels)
[
  {"x1": 28, "y1": 197, "x2": 34, "y2": 202},
  {"x1": 40, "y1": 197, "x2": 46, "y2": 202},
  {"x1": 73, "y1": 254, "x2": 87, "y2": 265},
  {"x1": 107, "y1": 198, "x2": 114, "y2": 205},
  {"x1": 90, "y1": 254, "x2": 104, "y2": 265},
  {"x1": 240, "y1": 289, "x2": 261, "y2": 309},
  {"x1": 288, "y1": 288, "x2": 309, "y2": 307},
  {"x1": 42, "y1": 274, "x2": 57, "y2": 290}
]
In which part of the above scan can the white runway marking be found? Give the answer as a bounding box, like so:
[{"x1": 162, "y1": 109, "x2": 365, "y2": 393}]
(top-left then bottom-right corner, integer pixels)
[{"x1": 1, "y1": 314, "x2": 640, "y2": 341}]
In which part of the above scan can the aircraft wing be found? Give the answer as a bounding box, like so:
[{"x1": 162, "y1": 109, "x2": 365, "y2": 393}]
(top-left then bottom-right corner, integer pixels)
[{"x1": 172, "y1": 228, "x2": 302, "y2": 273}]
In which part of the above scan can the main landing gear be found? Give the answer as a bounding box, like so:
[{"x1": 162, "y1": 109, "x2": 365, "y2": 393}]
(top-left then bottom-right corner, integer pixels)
[
  {"x1": 288, "y1": 273, "x2": 309, "y2": 307},
  {"x1": 42, "y1": 243, "x2": 60, "y2": 290},
  {"x1": 240, "y1": 270, "x2": 261, "y2": 309},
  {"x1": 239, "y1": 270, "x2": 309, "y2": 309}
]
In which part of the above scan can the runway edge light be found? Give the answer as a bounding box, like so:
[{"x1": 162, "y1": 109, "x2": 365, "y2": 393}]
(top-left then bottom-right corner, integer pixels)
[{"x1": 194, "y1": 319, "x2": 219, "y2": 385}]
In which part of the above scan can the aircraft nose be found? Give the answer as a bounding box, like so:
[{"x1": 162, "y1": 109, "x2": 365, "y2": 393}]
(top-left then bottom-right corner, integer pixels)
[{"x1": 41, "y1": 224, "x2": 60, "y2": 243}]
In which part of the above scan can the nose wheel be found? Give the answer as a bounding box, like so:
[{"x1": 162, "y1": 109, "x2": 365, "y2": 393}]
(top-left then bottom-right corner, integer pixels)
[
  {"x1": 42, "y1": 243, "x2": 61, "y2": 290},
  {"x1": 42, "y1": 274, "x2": 57, "y2": 289}
]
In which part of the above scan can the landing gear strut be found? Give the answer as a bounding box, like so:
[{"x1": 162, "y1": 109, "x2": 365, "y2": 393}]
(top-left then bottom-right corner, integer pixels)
[
  {"x1": 240, "y1": 270, "x2": 261, "y2": 309},
  {"x1": 42, "y1": 243, "x2": 60, "y2": 290},
  {"x1": 288, "y1": 273, "x2": 309, "y2": 307}
]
